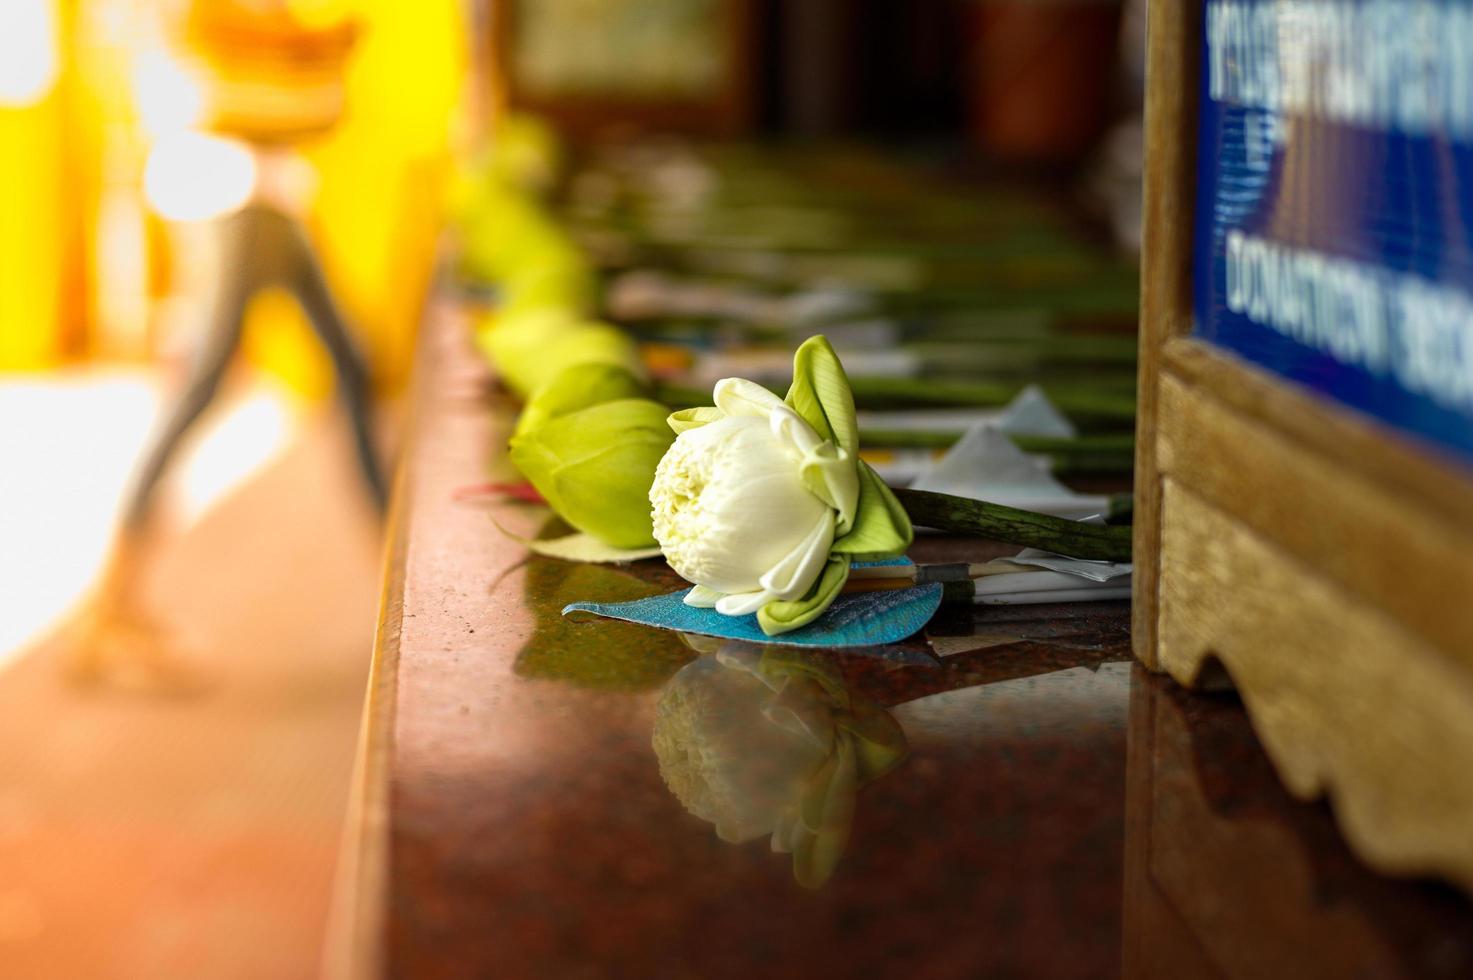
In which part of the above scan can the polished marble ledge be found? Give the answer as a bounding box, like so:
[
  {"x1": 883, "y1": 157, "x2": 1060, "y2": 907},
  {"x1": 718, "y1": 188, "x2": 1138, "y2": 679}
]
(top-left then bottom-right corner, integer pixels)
[{"x1": 334, "y1": 305, "x2": 1473, "y2": 980}]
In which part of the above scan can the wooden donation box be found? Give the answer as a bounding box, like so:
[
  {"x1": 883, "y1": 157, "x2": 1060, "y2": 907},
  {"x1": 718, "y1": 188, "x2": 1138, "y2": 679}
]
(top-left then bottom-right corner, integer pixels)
[{"x1": 1135, "y1": 0, "x2": 1473, "y2": 891}]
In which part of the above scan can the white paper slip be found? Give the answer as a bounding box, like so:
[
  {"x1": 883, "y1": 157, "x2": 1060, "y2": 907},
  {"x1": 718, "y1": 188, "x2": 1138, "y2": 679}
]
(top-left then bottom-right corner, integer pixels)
[
  {"x1": 971, "y1": 569, "x2": 1117, "y2": 597},
  {"x1": 909, "y1": 425, "x2": 1110, "y2": 520},
  {"x1": 857, "y1": 408, "x2": 1006, "y2": 432},
  {"x1": 993, "y1": 384, "x2": 1077, "y2": 438},
  {"x1": 987, "y1": 548, "x2": 1133, "y2": 583},
  {"x1": 975, "y1": 585, "x2": 1132, "y2": 605},
  {"x1": 963, "y1": 549, "x2": 1134, "y2": 604},
  {"x1": 854, "y1": 383, "x2": 1078, "y2": 437},
  {"x1": 793, "y1": 319, "x2": 900, "y2": 350},
  {"x1": 782, "y1": 287, "x2": 877, "y2": 325}
]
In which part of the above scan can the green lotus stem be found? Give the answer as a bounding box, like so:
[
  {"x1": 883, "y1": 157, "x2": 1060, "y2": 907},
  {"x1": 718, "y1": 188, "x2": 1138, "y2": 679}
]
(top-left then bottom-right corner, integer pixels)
[
  {"x1": 911, "y1": 333, "x2": 1137, "y2": 360},
  {"x1": 653, "y1": 379, "x2": 1136, "y2": 423},
  {"x1": 879, "y1": 280, "x2": 1138, "y2": 314},
  {"x1": 1106, "y1": 494, "x2": 1134, "y2": 524},
  {"x1": 1047, "y1": 454, "x2": 1136, "y2": 477},
  {"x1": 857, "y1": 431, "x2": 1135, "y2": 475},
  {"x1": 909, "y1": 347, "x2": 1136, "y2": 372},
  {"x1": 623, "y1": 321, "x2": 1138, "y2": 368},
  {"x1": 891, "y1": 487, "x2": 1133, "y2": 562},
  {"x1": 857, "y1": 430, "x2": 1134, "y2": 453},
  {"x1": 846, "y1": 378, "x2": 1135, "y2": 418}
]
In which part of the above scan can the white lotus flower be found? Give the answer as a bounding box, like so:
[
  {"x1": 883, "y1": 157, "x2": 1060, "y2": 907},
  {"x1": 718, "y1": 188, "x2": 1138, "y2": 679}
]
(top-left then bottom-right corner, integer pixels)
[
  {"x1": 646, "y1": 335, "x2": 913, "y2": 635},
  {"x1": 650, "y1": 378, "x2": 859, "y2": 617}
]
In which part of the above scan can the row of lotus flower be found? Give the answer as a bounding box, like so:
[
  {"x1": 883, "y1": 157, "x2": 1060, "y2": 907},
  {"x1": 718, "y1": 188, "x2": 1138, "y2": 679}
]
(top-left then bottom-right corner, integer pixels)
[{"x1": 456, "y1": 127, "x2": 913, "y2": 635}]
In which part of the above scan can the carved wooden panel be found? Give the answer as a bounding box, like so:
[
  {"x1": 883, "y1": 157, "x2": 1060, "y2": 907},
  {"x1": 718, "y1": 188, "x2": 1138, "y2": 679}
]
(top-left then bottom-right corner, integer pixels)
[{"x1": 1135, "y1": 0, "x2": 1473, "y2": 897}]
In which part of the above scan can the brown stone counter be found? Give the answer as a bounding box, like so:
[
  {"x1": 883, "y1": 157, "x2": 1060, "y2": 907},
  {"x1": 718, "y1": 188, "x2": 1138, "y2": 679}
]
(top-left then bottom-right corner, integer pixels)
[{"x1": 329, "y1": 303, "x2": 1473, "y2": 980}]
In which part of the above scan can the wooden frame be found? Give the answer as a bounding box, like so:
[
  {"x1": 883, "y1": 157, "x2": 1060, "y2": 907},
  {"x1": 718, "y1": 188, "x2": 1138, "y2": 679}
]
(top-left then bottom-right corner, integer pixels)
[
  {"x1": 1135, "y1": 0, "x2": 1473, "y2": 893},
  {"x1": 488, "y1": 0, "x2": 757, "y2": 138}
]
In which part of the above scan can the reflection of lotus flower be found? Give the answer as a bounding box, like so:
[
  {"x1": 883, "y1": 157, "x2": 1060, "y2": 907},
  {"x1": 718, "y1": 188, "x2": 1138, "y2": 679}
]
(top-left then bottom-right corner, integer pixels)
[{"x1": 652, "y1": 646, "x2": 907, "y2": 888}]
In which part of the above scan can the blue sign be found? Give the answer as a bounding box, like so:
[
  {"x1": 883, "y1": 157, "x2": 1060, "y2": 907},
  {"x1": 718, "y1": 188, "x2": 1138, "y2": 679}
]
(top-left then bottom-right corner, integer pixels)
[{"x1": 1193, "y1": 0, "x2": 1473, "y2": 463}]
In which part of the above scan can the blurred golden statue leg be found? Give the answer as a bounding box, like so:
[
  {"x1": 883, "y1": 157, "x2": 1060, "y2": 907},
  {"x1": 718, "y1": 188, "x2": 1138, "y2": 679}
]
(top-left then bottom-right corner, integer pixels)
[
  {"x1": 59, "y1": 212, "x2": 258, "y2": 693},
  {"x1": 62, "y1": 523, "x2": 208, "y2": 694},
  {"x1": 57, "y1": 202, "x2": 383, "y2": 692},
  {"x1": 285, "y1": 212, "x2": 388, "y2": 513}
]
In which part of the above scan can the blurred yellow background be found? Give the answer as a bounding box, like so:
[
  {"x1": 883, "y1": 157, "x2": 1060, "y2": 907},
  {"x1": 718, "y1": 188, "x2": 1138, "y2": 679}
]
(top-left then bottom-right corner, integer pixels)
[{"x1": 0, "y1": 0, "x2": 468, "y2": 396}]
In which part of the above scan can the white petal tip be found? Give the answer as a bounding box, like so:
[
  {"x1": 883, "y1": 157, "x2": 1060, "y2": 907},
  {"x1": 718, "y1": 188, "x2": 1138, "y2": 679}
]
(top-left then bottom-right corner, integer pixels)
[{"x1": 715, "y1": 591, "x2": 773, "y2": 617}]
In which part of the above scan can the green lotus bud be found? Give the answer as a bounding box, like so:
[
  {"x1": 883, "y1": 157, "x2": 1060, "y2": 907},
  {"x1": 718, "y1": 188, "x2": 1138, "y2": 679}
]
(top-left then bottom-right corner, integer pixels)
[
  {"x1": 487, "y1": 114, "x2": 562, "y2": 194},
  {"x1": 474, "y1": 308, "x2": 576, "y2": 390},
  {"x1": 458, "y1": 179, "x2": 583, "y2": 286},
  {"x1": 509, "y1": 397, "x2": 674, "y2": 548},
  {"x1": 515, "y1": 362, "x2": 649, "y2": 439},
  {"x1": 477, "y1": 313, "x2": 642, "y2": 398},
  {"x1": 451, "y1": 115, "x2": 562, "y2": 224},
  {"x1": 497, "y1": 250, "x2": 597, "y2": 319}
]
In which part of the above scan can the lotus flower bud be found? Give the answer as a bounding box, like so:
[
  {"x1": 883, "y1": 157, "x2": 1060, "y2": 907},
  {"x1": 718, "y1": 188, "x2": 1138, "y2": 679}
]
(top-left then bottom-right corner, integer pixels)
[
  {"x1": 479, "y1": 312, "x2": 642, "y2": 398},
  {"x1": 515, "y1": 362, "x2": 648, "y2": 439},
  {"x1": 495, "y1": 253, "x2": 597, "y2": 320},
  {"x1": 650, "y1": 376, "x2": 860, "y2": 627},
  {"x1": 653, "y1": 406, "x2": 835, "y2": 604},
  {"x1": 457, "y1": 178, "x2": 574, "y2": 282},
  {"x1": 648, "y1": 336, "x2": 912, "y2": 634},
  {"x1": 651, "y1": 336, "x2": 913, "y2": 630},
  {"x1": 510, "y1": 397, "x2": 673, "y2": 548}
]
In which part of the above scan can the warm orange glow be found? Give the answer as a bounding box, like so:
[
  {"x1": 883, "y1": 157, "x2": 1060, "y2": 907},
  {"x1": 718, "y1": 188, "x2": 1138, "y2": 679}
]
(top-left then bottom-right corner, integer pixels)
[
  {"x1": 0, "y1": 0, "x2": 60, "y2": 108},
  {"x1": 143, "y1": 131, "x2": 257, "y2": 222}
]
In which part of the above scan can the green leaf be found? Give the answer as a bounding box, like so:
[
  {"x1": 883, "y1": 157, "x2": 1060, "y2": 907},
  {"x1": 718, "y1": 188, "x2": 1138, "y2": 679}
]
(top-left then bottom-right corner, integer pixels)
[
  {"x1": 486, "y1": 521, "x2": 663, "y2": 563},
  {"x1": 799, "y1": 446, "x2": 859, "y2": 532},
  {"x1": 667, "y1": 406, "x2": 724, "y2": 433},
  {"x1": 785, "y1": 335, "x2": 859, "y2": 458},
  {"x1": 757, "y1": 556, "x2": 851, "y2": 635},
  {"x1": 831, "y1": 463, "x2": 913, "y2": 560},
  {"x1": 522, "y1": 532, "x2": 663, "y2": 563},
  {"x1": 459, "y1": 180, "x2": 578, "y2": 283}
]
